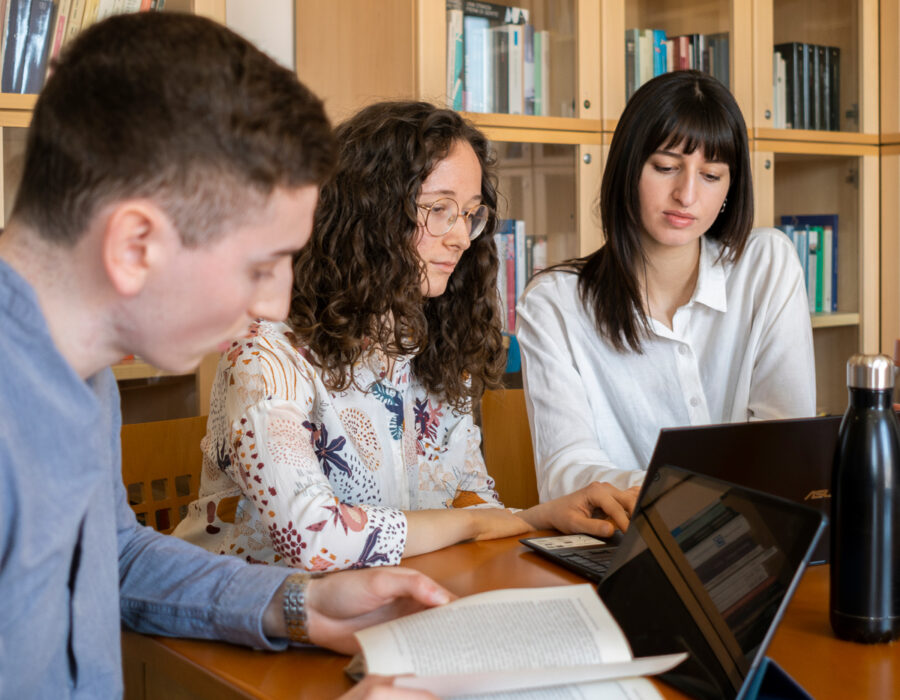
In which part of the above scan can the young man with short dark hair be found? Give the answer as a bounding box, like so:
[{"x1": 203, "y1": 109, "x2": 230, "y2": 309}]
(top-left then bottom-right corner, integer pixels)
[{"x1": 0, "y1": 13, "x2": 447, "y2": 698}]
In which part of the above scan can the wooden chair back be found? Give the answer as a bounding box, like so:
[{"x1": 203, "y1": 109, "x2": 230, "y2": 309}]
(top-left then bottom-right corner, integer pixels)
[
  {"x1": 120, "y1": 415, "x2": 207, "y2": 534},
  {"x1": 481, "y1": 388, "x2": 539, "y2": 509}
]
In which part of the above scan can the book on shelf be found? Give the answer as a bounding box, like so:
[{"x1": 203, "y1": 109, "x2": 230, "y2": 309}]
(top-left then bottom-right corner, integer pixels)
[
  {"x1": 1, "y1": 0, "x2": 31, "y2": 93},
  {"x1": 773, "y1": 50, "x2": 787, "y2": 128},
  {"x1": 453, "y1": 1, "x2": 548, "y2": 116},
  {"x1": 624, "y1": 29, "x2": 729, "y2": 99},
  {"x1": 350, "y1": 584, "x2": 686, "y2": 698},
  {"x1": 495, "y1": 218, "x2": 540, "y2": 334},
  {"x1": 2, "y1": 0, "x2": 162, "y2": 94},
  {"x1": 779, "y1": 214, "x2": 839, "y2": 313},
  {"x1": 462, "y1": 12, "x2": 491, "y2": 113},
  {"x1": 773, "y1": 42, "x2": 840, "y2": 132},
  {"x1": 19, "y1": 0, "x2": 56, "y2": 94},
  {"x1": 446, "y1": 0, "x2": 464, "y2": 110}
]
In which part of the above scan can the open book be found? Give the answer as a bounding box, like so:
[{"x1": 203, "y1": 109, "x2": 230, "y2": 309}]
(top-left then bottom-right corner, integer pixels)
[{"x1": 352, "y1": 584, "x2": 686, "y2": 699}]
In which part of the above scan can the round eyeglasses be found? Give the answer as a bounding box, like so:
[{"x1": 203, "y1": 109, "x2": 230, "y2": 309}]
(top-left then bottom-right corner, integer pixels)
[{"x1": 417, "y1": 198, "x2": 491, "y2": 241}]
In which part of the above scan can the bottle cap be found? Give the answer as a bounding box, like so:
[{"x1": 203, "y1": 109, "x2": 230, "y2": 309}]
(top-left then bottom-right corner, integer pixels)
[{"x1": 846, "y1": 354, "x2": 896, "y2": 390}]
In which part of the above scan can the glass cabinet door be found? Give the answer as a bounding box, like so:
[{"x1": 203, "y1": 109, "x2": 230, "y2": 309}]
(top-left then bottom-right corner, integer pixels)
[
  {"x1": 754, "y1": 145, "x2": 879, "y2": 415},
  {"x1": 756, "y1": 0, "x2": 878, "y2": 137},
  {"x1": 445, "y1": 0, "x2": 578, "y2": 118}
]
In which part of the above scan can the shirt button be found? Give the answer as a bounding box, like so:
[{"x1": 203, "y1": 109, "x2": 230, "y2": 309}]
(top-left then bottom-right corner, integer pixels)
[
  {"x1": 678, "y1": 345, "x2": 688, "y2": 355},
  {"x1": 690, "y1": 396, "x2": 700, "y2": 407}
]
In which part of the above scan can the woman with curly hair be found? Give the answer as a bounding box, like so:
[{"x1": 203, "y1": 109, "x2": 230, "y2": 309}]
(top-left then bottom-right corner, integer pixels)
[
  {"x1": 174, "y1": 101, "x2": 637, "y2": 571},
  {"x1": 517, "y1": 71, "x2": 815, "y2": 502}
]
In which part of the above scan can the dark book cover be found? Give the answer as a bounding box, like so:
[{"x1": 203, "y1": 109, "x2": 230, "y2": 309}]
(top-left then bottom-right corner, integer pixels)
[
  {"x1": 20, "y1": 0, "x2": 56, "y2": 94},
  {"x1": 774, "y1": 42, "x2": 802, "y2": 130},
  {"x1": 801, "y1": 43, "x2": 811, "y2": 129},
  {"x1": 625, "y1": 28, "x2": 637, "y2": 101},
  {"x1": 1, "y1": 0, "x2": 32, "y2": 92},
  {"x1": 808, "y1": 44, "x2": 820, "y2": 130},
  {"x1": 463, "y1": 0, "x2": 527, "y2": 25},
  {"x1": 829, "y1": 46, "x2": 840, "y2": 131},
  {"x1": 490, "y1": 25, "x2": 508, "y2": 114},
  {"x1": 821, "y1": 45, "x2": 832, "y2": 130}
]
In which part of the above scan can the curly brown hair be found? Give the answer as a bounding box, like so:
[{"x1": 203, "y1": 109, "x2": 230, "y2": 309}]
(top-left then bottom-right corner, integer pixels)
[{"x1": 288, "y1": 101, "x2": 505, "y2": 409}]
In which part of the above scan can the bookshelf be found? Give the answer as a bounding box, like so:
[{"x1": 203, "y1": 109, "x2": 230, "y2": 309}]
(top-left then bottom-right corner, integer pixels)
[
  {"x1": 0, "y1": 0, "x2": 226, "y2": 423},
  {"x1": 294, "y1": 0, "x2": 885, "y2": 415}
]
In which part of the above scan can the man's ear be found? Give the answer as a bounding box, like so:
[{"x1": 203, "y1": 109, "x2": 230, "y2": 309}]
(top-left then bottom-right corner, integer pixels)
[{"x1": 101, "y1": 201, "x2": 177, "y2": 297}]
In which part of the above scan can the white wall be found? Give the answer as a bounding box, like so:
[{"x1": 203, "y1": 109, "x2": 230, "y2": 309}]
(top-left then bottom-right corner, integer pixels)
[{"x1": 225, "y1": 0, "x2": 294, "y2": 70}]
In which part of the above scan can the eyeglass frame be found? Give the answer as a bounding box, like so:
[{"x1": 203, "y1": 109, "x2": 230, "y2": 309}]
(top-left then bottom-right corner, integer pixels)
[{"x1": 416, "y1": 197, "x2": 494, "y2": 241}]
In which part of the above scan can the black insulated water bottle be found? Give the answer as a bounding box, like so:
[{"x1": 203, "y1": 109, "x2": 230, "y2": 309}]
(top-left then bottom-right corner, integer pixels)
[{"x1": 830, "y1": 353, "x2": 900, "y2": 643}]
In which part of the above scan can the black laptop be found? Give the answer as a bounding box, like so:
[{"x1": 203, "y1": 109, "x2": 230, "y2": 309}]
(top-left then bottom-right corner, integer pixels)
[
  {"x1": 642, "y1": 416, "x2": 839, "y2": 564},
  {"x1": 525, "y1": 463, "x2": 825, "y2": 700},
  {"x1": 524, "y1": 415, "x2": 839, "y2": 571}
]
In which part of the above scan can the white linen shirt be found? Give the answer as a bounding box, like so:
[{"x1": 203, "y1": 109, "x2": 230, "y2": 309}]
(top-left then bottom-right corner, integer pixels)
[{"x1": 516, "y1": 228, "x2": 816, "y2": 501}]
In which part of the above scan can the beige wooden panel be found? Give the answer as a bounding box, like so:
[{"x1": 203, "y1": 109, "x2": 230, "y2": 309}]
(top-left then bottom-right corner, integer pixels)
[
  {"x1": 881, "y1": 153, "x2": 900, "y2": 354},
  {"x1": 295, "y1": 0, "x2": 416, "y2": 124},
  {"x1": 751, "y1": 148, "x2": 774, "y2": 228},
  {"x1": 755, "y1": 139, "x2": 878, "y2": 157},
  {"x1": 752, "y1": 0, "x2": 774, "y2": 131},
  {"x1": 858, "y1": 0, "x2": 879, "y2": 135},
  {"x1": 478, "y1": 126, "x2": 603, "y2": 145},
  {"x1": 858, "y1": 152, "x2": 879, "y2": 353},
  {"x1": 165, "y1": 0, "x2": 225, "y2": 21},
  {"x1": 481, "y1": 389, "x2": 538, "y2": 509},
  {"x1": 753, "y1": 129, "x2": 879, "y2": 146},
  {"x1": 882, "y1": 0, "x2": 900, "y2": 136},
  {"x1": 416, "y1": 0, "x2": 445, "y2": 104},
  {"x1": 577, "y1": 143, "x2": 604, "y2": 256},
  {"x1": 729, "y1": 0, "x2": 752, "y2": 124},
  {"x1": 576, "y1": 0, "x2": 601, "y2": 121},
  {"x1": 599, "y1": 0, "x2": 625, "y2": 124},
  {"x1": 466, "y1": 113, "x2": 604, "y2": 133}
]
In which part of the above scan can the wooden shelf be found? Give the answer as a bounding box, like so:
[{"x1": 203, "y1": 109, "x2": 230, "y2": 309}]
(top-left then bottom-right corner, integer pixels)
[
  {"x1": 112, "y1": 359, "x2": 187, "y2": 382},
  {"x1": 810, "y1": 312, "x2": 860, "y2": 329},
  {"x1": 754, "y1": 128, "x2": 879, "y2": 146}
]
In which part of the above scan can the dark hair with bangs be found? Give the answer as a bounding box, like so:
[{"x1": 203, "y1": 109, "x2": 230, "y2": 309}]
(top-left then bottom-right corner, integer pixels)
[
  {"x1": 559, "y1": 70, "x2": 753, "y2": 353},
  {"x1": 288, "y1": 101, "x2": 505, "y2": 409}
]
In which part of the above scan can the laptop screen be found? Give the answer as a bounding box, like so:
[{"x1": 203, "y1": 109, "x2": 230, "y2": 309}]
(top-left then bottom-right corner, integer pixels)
[{"x1": 598, "y1": 464, "x2": 824, "y2": 700}]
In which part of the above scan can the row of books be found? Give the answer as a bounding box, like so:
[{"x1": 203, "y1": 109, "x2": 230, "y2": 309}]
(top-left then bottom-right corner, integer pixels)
[
  {"x1": 1, "y1": 0, "x2": 166, "y2": 95},
  {"x1": 494, "y1": 219, "x2": 547, "y2": 332},
  {"x1": 625, "y1": 29, "x2": 729, "y2": 101},
  {"x1": 772, "y1": 43, "x2": 840, "y2": 131},
  {"x1": 777, "y1": 214, "x2": 839, "y2": 314},
  {"x1": 446, "y1": 0, "x2": 552, "y2": 116}
]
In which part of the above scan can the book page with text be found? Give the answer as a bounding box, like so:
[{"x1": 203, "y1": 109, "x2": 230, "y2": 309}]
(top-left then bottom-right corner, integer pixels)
[{"x1": 356, "y1": 585, "x2": 686, "y2": 696}]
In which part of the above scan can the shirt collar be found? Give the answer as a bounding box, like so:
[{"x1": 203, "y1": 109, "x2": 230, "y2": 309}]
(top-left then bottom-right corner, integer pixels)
[{"x1": 690, "y1": 235, "x2": 728, "y2": 313}]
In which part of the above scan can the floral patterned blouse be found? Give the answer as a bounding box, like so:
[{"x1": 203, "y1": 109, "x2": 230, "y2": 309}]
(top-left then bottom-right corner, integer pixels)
[{"x1": 173, "y1": 321, "x2": 502, "y2": 571}]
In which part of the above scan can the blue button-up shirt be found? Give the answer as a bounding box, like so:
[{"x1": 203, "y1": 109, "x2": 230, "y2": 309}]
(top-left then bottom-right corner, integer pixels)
[{"x1": 0, "y1": 259, "x2": 292, "y2": 698}]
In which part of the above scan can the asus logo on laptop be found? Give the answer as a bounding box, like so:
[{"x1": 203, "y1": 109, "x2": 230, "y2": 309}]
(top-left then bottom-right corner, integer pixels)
[{"x1": 804, "y1": 489, "x2": 831, "y2": 501}]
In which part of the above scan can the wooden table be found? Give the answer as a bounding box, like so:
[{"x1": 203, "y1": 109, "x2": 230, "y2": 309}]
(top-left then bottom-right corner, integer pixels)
[{"x1": 122, "y1": 535, "x2": 899, "y2": 699}]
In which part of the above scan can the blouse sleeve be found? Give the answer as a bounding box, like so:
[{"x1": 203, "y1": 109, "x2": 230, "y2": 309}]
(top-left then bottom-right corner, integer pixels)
[
  {"x1": 440, "y1": 402, "x2": 504, "y2": 509},
  {"x1": 745, "y1": 231, "x2": 817, "y2": 420},
  {"x1": 517, "y1": 279, "x2": 644, "y2": 502},
  {"x1": 222, "y1": 337, "x2": 408, "y2": 572}
]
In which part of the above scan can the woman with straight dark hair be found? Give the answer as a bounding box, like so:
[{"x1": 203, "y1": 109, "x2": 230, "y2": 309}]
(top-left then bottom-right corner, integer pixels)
[
  {"x1": 517, "y1": 70, "x2": 815, "y2": 501},
  {"x1": 174, "y1": 101, "x2": 637, "y2": 570}
]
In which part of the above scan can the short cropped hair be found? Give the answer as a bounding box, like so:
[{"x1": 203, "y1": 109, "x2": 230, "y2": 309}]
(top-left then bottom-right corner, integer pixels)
[{"x1": 11, "y1": 12, "x2": 334, "y2": 247}]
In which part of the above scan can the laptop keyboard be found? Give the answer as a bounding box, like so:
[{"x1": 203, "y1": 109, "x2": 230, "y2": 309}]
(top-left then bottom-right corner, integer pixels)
[{"x1": 557, "y1": 548, "x2": 615, "y2": 580}]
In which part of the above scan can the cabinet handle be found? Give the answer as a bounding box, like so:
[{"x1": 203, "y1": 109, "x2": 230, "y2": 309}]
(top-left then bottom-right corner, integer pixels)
[{"x1": 583, "y1": 154, "x2": 592, "y2": 165}]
